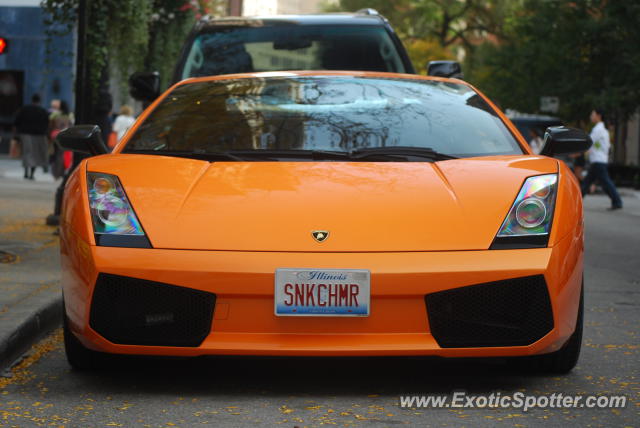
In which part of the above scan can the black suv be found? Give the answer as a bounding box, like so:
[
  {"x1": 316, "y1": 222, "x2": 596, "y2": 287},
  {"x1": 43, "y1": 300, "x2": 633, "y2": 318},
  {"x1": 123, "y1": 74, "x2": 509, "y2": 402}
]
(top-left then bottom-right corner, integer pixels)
[
  {"x1": 131, "y1": 10, "x2": 415, "y2": 101},
  {"x1": 507, "y1": 113, "x2": 563, "y2": 143}
]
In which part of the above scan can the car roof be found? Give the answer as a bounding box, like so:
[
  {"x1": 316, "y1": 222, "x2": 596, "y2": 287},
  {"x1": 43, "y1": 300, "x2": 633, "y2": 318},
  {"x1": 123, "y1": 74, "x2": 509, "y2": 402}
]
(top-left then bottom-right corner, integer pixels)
[
  {"x1": 509, "y1": 117, "x2": 562, "y2": 123},
  {"x1": 194, "y1": 13, "x2": 388, "y2": 32},
  {"x1": 506, "y1": 113, "x2": 562, "y2": 123}
]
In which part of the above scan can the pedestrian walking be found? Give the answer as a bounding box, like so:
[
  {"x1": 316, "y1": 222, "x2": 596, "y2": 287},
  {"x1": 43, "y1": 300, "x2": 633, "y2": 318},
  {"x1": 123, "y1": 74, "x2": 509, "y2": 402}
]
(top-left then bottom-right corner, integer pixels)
[
  {"x1": 13, "y1": 94, "x2": 50, "y2": 180},
  {"x1": 49, "y1": 99, "x2": 60, "y2": 114},
  {"x1": 581, "y1": 108, "x2": 623, "y2": 210},
  {"x1": 112, "y1": 105, "x2": 136, "y2": 141},
  {"x1": 49, "y1": 100, "x2": 75, "y2": 179}
]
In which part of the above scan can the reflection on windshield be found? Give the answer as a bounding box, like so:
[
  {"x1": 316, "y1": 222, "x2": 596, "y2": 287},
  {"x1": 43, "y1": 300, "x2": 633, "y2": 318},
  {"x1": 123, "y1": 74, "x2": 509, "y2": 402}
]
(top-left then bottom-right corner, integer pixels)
[{"x1": 124, "y1": 77, "x2": 522, "y2": 158}]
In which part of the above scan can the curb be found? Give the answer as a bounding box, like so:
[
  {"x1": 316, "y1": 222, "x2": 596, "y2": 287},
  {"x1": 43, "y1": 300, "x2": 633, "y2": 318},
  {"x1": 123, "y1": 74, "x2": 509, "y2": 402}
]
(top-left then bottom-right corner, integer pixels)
[{"x1": 0, "y1": 293, "x2": 62, "y2": 371}]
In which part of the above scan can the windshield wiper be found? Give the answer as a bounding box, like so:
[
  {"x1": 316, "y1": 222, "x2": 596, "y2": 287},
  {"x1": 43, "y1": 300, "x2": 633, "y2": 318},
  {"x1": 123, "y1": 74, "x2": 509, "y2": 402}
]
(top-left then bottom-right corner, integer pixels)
[
  {"x1": 127, "y1": 147, "x2": 457, "y2": 162},
  {"x1": 228, "y1": 149, "x2": 350, "y2": 160},
  {"x1": 349, "y1": 146, "x2": 458, "y2": 161},
  {"x1": 230, "y1": 148, "x2": 457, "y2": 161},
  {"x1": 127, "y1": 149, "x2": 348, "y2": 161},
  {"x1": 127, "y1": 150, "x2": 246, "y2": 161}
]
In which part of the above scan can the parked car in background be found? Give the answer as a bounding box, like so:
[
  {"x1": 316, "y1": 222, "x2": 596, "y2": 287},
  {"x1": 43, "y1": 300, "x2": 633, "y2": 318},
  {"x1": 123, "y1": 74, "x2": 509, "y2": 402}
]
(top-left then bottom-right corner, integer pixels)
[
  {"x1": 130, "y1": 10, "x2": 416, "y2": 102},
  {"x1": 507, "y1": 112, "x2": 573, "y2": 164},
  {"x1": 507, "y1": 112, "x2": 564, "y2": 145}
]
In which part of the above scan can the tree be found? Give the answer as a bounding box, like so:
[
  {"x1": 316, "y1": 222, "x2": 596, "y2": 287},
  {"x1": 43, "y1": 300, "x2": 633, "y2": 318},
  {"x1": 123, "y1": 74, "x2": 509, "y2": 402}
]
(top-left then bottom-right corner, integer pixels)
[
  {"x1": 41, "y1": 0, "x2": 223, "y2": 99},
  {"x1": 470, "y1": 0, "x2": 640, "y2": 125},
  {"x1": 144, "y1": 0, "x2": 227, "y2": 90},
  {"x1": 326, "y1": 0, "x2": 518, "y2": 72}
]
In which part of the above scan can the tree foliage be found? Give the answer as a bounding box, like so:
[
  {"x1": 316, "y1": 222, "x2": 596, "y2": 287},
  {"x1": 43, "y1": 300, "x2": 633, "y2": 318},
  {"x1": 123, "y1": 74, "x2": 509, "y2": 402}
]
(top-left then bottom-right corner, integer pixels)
[
  {"x1": 469, "y1": 0, "x2": 640, "y2": 123},
  {"x1": 327, "y1": 0, "x2": 518, "y2": 72},
  {"x1": 41, "y1": 0, "x2": 224, "y2": 99},
  {"x1": 145, "y1": 0, "x2": 227, "y2": 90},
  {"x1": 42, "y1": 0, "x2": 151, "y2": 97},
  {"x1": 405, "y1": 39, "x2": 455, "y2": 74}
]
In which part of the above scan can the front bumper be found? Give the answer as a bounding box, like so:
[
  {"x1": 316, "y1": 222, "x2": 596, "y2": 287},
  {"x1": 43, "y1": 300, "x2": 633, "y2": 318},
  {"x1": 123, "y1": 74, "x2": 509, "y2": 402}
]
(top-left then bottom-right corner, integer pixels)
[{"x1": 61, "y1": 231, "x2": 583, "y2": 358}]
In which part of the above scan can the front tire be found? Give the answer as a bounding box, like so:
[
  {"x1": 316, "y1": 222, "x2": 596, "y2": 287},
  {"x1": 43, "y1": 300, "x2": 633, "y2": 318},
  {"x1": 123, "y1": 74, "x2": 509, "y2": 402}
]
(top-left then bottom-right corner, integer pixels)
[
  {"x1": 517, "y1": 285, "x2": 583, "y2": 374},
  {"x1": 63, "y1": 309, "x2": 109, "y2": 370}
]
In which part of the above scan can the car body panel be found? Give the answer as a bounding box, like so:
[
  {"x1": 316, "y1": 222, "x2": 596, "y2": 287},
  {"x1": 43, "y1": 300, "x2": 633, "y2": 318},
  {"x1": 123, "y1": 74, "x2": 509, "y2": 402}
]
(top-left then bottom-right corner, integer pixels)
[
  {"x1": 61, "y1": 71, "x2": 584, "y2": 358},
  {"x1": 60, "y1": 227, "x2": 582, "y2": 357},
  {"x1": 86, "y1": 154, "x2": 557, "y2": 252}
]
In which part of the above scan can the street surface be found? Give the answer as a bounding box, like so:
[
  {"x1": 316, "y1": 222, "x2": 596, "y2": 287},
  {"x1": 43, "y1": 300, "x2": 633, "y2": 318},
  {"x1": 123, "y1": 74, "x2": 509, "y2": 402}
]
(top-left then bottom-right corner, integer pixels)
[
  {"x1": 0, "y1": 159, "x2": 59, "y2": 291},
  {"x1": 0, "y1": 158, "x2": 60, "y2": 357},
  {"x1": 0, "y1": 157, "x2": 638, "y2": 427}
]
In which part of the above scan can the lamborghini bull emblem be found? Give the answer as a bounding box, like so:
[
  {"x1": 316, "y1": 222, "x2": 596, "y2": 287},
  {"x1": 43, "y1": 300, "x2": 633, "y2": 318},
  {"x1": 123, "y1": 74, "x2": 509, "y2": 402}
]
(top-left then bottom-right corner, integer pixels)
[{"x1": 312, "y1": 230, "x2": 330, "y2": 243}]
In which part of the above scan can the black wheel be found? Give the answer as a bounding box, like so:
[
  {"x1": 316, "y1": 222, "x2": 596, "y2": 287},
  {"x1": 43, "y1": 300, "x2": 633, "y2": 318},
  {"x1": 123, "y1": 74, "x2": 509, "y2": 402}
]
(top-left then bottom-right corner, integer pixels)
[
  {"x1": 63, "y1": 309, "x2": 109, "y2": 370},
  {"x1": 515, "y1": 285, "x2": 583, "y2": 374}
]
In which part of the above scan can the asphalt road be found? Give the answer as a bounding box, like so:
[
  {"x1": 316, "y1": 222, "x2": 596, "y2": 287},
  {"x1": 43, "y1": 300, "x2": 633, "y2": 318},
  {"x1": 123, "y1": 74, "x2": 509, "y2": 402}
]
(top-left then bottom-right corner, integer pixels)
[{"x1": 0, "y1": 192, "x2": 638, "y2": 428}]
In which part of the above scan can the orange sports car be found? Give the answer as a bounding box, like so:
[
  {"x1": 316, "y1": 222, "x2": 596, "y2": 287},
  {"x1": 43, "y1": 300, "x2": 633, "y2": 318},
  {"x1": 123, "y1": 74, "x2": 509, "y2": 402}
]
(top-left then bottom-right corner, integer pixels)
[{"x1": 58, "y1": 71, "x2": 591, "y2": 372}]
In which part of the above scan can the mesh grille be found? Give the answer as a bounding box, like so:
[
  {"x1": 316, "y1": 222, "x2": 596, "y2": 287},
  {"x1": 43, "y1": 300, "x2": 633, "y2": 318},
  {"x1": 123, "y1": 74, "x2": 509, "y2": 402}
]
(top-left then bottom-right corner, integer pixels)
[
  {"x1": 425, "y1": 275, "x2": 553, "y2": 348},
  {"x1": 90, "y1": 274, "x2": 215, "y2": 347}
]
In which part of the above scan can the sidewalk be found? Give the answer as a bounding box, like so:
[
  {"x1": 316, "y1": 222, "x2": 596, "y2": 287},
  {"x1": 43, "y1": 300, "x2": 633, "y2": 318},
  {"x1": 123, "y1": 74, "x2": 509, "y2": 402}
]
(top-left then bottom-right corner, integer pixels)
[
  {"x1": 0, "y1": 156, "x2": 56, "y2": 183},
  {"x1": 0, "y1": 156, "x2": 61, "y2": 370}
]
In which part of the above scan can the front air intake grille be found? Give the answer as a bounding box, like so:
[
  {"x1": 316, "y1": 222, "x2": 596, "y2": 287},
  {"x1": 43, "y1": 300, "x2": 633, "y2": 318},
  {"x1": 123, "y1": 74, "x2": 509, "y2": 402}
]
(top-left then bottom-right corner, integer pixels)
[
  {"x1": 425, "y1": 275, "x2": 553, "y2": 348},
  {"x1": 90, "y1": 273, "x2": 216, "y2": 347}
]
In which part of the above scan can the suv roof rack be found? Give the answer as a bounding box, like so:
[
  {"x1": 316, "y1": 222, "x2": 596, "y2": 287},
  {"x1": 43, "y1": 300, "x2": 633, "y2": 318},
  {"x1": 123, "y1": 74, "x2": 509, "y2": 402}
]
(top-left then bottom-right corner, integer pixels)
[{"x1": 356, "y1": 8, "x2": 379, "y2": 15}]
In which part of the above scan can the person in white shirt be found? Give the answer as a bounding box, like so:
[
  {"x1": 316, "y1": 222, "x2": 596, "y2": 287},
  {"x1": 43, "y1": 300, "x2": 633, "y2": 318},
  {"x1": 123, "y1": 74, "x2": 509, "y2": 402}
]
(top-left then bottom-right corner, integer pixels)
[
  {"x1": 113, "y1": 105, "x2": 136, "y2": 141},
  {"x1": 528, "y1": 129, "x2": 544, "y2": 154},
  {"x1": 581, "y1": 109, "x2": 622, "y2": 210}
]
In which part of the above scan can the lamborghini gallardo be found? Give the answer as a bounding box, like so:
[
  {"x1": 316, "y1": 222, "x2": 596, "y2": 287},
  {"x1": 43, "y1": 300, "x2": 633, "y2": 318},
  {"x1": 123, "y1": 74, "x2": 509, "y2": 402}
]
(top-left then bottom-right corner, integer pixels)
[{"x1": 58, "y1": 72, "x2": 591, "y2": 372}]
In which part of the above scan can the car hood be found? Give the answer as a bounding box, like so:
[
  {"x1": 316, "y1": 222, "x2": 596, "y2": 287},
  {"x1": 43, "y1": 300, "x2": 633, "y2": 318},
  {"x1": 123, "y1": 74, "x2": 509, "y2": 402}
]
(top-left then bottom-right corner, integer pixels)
[{"x1": 87, "y1": 155, "x2": 558, "y2": 252}]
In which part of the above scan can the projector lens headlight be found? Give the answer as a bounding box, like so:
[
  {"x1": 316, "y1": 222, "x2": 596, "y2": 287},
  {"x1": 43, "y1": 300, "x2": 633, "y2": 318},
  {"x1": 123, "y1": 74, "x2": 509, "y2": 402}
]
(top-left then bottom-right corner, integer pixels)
[
  {"x1": 496, "y1": 174, "x2": 558, "y2": 237},
  {"x1": 87, "y1": 172, "x2": 144, "y2": 235},
  {"x1": 516, "y1": 198, "x2": 547, "y2": 228},
  {"x1": 93, "y1": 176, "x2": 115, "y2": 194},
  {"x1": 95, "y1": 195, "x2": 129, "y2": 227}
]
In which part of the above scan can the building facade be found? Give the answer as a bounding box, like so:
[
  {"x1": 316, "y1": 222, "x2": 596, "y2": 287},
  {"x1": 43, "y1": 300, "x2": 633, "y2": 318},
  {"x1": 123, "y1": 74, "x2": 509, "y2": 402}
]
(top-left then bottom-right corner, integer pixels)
[{"x1": 0, "y1": 0, "x2": 75, "y2": 153}]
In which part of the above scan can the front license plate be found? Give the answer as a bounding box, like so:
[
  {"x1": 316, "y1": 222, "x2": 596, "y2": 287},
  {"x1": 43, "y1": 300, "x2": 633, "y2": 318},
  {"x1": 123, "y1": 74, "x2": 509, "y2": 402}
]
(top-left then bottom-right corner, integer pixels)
[{"x1": 275, "y1": 268, "x2": 370, "y2": 316}]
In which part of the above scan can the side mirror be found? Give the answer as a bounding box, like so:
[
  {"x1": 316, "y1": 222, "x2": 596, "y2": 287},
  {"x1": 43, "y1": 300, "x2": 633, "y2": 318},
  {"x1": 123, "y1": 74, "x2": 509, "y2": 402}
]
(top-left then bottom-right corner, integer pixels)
[
  {"x1": 129, "y1": 71, "x2": 160, "y2": 102},
  {"x1": 427, "y1": 61, "x2": 463, "y2": 79},
  {"x1": 56, "y1": 125, "x2": 108, "y2": 156},
  {"x1": 540, "y1": 126, "x2": 592, "y2": 156}
]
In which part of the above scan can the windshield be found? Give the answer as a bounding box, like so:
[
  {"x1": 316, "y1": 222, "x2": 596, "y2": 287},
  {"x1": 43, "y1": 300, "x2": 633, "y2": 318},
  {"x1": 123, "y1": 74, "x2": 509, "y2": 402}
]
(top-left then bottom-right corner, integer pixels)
[
  {"x1": 180, "y1": 25, "x2": 407, "y2": 78},
  {"x1": 124, "y1": 76, "x2": 523, "y2": 159}
]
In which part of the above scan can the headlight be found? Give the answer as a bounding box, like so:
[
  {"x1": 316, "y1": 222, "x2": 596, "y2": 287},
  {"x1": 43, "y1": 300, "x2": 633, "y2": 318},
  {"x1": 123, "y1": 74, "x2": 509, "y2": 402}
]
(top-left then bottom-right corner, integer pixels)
[
  {"x1": 491, "y1": 174, "x2": 557, "y2": 249},
  {"x1": 87, "y1": 172, "x2": 151, "y2": 248},
  {"x1": 515, "y1": 198, "x2": 546, "y2": 228}
]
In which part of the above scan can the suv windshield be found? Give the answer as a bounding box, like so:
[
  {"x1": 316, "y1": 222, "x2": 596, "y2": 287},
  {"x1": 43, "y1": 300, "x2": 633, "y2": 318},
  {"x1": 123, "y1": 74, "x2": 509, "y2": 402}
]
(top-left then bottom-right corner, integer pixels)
[
  {"x1": 124, "y1": 76, "x2": 523, "y2": 159},
  {"x1": 180, "y1": 25, "x2": 407, "y2": 78}
]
